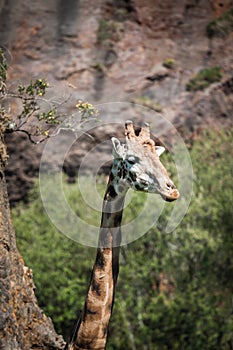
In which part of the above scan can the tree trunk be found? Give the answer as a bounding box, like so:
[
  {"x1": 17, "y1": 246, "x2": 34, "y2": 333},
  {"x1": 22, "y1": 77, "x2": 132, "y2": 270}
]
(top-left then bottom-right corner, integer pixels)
[{"x1": 0, "y1": 136, "x2": 65, "y2": 349}]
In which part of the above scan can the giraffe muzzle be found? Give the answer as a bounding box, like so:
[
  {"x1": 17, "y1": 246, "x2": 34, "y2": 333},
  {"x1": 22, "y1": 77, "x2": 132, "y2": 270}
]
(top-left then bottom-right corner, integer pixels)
[{"x1": 161, "y1": 188, "x2": 180, "y2": 202}]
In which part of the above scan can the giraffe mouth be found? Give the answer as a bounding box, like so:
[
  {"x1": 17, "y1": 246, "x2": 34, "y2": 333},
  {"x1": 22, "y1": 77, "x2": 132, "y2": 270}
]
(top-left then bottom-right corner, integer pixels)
[
  {"x1": 156, "y1": 179, "x2": 180, "y2": 201},
  {"x1": 148, "y1": 178, "x2": 180, "y2": 202},
  {"x1": 138, "y1": 183, "x2": 180, "y2": 201},
  {"x1": 160, "y1": 188, "x2": 180, "y2": 202},
  {"x1": 135, "y1": 178, "x2": 180, "y2": 201}
]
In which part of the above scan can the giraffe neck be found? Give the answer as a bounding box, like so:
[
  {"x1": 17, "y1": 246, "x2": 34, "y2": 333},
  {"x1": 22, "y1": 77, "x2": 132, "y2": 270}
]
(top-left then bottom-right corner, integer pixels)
[
  {"x1": 99, "y1": 166, "x2": 128, "y2": 250},
  {"x1": 71, "y1": 168, "x2": 128, "y2": 350}
]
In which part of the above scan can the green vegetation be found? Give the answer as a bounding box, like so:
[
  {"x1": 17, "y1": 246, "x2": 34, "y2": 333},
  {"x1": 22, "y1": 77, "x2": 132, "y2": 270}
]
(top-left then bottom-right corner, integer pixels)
[
  {"x1": 0, "y1": 49, "x2": 98, "y2": 144},
  {"x1": 97, "y1": 19, "x2": 123, "y2": 44},
  {"x1": 186, "y1": 66, "x2": 222, "y2": 91},
  {"x1": 206, "y1": 8, "x2": 233, "y2": 38},
  {"x1": 131, "y1": 96, "x2": 163, "y2": 112},
  {"x1": 13, "y1": 128, "x2": 233, "y2": 348},
  {"x1": 0, "y1": 48, "x2": 61, "y2": 141},
  {"x1": 162, "y1": 58, "x2": 177, "y2": 69}
]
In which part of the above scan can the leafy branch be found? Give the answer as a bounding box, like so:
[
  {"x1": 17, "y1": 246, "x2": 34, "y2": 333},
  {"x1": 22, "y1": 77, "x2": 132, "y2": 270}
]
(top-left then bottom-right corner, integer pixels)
[{"x1": 0, "y1": 49, "x2": 99, "y2": 144}]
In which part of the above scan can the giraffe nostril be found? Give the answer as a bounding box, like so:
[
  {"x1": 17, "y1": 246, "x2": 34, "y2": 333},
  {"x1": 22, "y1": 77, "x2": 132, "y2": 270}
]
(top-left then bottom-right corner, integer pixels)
[{"x1": 166, "y1": 181, "x2": 175, "y2": 190}]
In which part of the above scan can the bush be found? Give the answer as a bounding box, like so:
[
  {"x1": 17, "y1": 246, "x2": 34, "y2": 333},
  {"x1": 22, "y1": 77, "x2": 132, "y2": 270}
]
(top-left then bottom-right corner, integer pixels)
[
  {"x1": 206, "y1": 8, "x2": 233, "y2": 38},
  {"x1": 97, "y1": 19, "x2": 123, "y2": 44},
  {"x1": 162, "y1": 58, "x2": 177, "y2": 69},
  {"x1": 186, "y1": 66, "x2": 222, "y2": 91}
]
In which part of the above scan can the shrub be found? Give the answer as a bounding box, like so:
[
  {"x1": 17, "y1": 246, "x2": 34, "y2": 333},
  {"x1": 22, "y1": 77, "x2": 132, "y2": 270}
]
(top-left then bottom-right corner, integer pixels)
[
  {"x1": 186, "y1": 66, "x2": 222, "y2": 91},
  {"x1": 206, "y1": 8, "x2": 233, "y2": 38},
  {"x1": 97, "y1": 19, "x2": 123, "y2": 44},
  {"x1": 162, "y1": 58, "x2": 177, "y2": 69}
]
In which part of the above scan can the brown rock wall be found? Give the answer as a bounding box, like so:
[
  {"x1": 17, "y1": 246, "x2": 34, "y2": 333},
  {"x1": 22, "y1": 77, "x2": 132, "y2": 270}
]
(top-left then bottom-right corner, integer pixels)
[
  {"x1": 0, "y1": 146, "x2": 65, "y2": 349},
  {"x1": 0, "y1": 0, "x2": 232, "y2": 205}
]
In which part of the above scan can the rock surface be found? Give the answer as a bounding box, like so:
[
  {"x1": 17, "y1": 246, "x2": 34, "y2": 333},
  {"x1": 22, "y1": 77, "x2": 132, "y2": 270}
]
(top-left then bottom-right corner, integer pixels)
[
  {"x1": 0, "y1": 139, "x2": 65, "y2": 349},
  {"x1": 1, "y1": 0, "x2": 233, "y2": 204}
]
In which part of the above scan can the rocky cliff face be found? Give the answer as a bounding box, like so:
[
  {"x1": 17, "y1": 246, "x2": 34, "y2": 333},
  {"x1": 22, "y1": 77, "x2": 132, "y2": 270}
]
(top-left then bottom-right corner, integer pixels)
[
  {"x1": 0, "y1": 0, "x2": 233, "y2": 203},
  {"x1": 0, "y1": 137, "x2": 65, "y2": 349}
]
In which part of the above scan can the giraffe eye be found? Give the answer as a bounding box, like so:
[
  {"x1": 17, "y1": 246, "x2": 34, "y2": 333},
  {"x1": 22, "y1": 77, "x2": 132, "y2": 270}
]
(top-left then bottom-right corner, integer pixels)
[{"x1": 127, "y1": 156, "x2": 136, "y2": 164}]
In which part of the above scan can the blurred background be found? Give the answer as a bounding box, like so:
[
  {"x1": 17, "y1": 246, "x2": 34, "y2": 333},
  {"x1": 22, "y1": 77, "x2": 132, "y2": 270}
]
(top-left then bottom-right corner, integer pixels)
[{"x1": 1, "y1": 0, "x2": 233, "y2": 348}]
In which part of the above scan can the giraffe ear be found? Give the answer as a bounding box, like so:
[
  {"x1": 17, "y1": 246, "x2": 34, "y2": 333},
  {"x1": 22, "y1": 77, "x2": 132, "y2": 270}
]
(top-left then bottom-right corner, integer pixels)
[
  {"x1": 111, "y1": 137, "x2": 126, "y2": 159},
  {"x1": 155, "y1": 146, "x2": 165, "y2": 157}
]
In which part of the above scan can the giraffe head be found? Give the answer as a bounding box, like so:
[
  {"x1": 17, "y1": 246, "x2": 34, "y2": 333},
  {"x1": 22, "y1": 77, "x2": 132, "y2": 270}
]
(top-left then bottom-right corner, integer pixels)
[{"x1": 111, "y1": 120, "x2": 179, "y2": 202}]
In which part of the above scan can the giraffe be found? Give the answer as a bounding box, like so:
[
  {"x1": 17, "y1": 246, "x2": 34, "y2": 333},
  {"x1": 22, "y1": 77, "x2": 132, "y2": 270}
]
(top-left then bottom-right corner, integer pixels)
[{"x1": 65, "y1": 120, "x2": 179, "y2": 350}]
